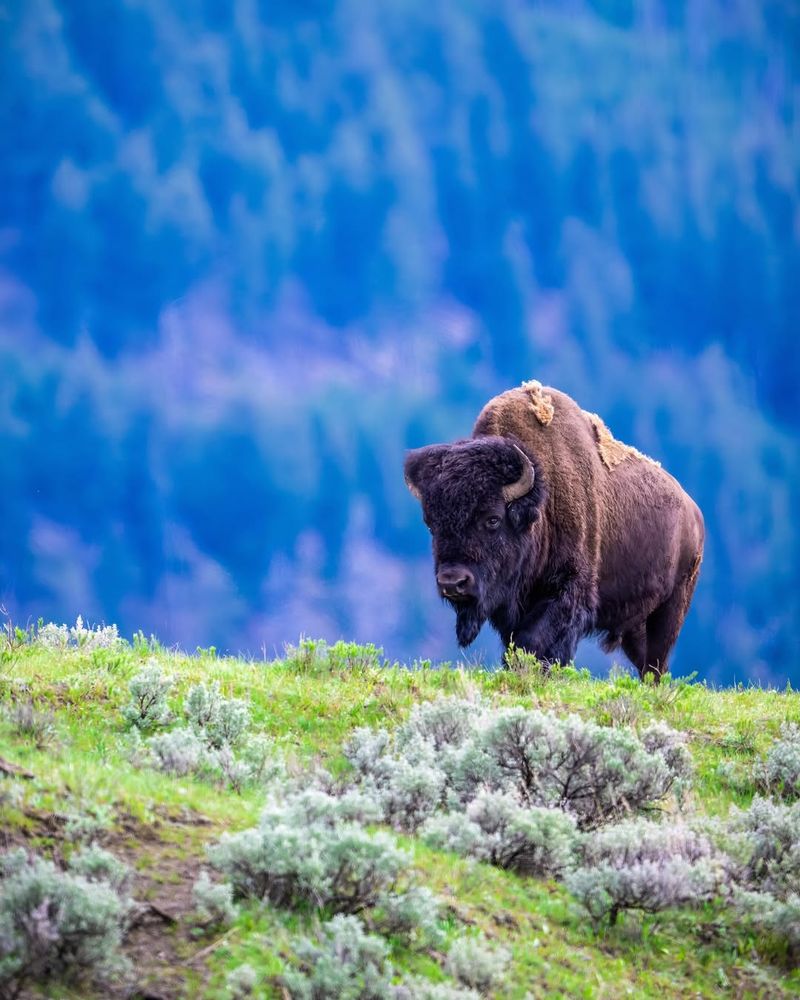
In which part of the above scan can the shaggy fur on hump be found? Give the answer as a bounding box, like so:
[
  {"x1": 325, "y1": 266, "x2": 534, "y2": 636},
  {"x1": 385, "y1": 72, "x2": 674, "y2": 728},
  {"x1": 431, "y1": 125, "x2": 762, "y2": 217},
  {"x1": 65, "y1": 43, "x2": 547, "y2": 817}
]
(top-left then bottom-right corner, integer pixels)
[
  {"x1": 582, "y1": 410, "x2": 661, "y2": 471},
  {"x1": 520, "y1": 379, "x2": 555, "y2": 426},
  {"x1": 406, "y1": 381, "x2": 705, "y2": 680}
]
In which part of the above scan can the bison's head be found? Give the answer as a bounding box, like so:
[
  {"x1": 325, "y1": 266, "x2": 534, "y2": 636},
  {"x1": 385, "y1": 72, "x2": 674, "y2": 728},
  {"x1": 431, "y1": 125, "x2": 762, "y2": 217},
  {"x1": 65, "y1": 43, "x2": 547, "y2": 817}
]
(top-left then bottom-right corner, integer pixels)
[{"x1": 404, "y1": 437, "x2": 545, "y2": 647}]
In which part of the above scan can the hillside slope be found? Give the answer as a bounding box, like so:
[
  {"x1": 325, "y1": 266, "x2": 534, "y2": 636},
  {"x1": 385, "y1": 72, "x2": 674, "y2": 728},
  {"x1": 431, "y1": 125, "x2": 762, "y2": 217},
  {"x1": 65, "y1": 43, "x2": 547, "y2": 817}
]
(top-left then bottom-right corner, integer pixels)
[{"x1": 1, "y1": 625, "x2": 799, "y2": 998}]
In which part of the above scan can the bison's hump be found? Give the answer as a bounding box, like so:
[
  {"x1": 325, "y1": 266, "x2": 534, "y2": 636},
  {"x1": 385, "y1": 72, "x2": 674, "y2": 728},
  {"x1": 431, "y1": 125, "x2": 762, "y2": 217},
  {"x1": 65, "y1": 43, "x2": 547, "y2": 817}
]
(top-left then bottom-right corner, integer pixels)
[{"x1": 476, "y1": 381, "x2": 661, "y2": 474}]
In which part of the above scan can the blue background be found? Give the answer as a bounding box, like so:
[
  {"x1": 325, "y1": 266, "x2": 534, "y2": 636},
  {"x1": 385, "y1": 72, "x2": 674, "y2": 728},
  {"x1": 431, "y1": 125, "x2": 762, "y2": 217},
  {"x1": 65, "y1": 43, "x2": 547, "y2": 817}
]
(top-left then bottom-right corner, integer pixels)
[{"x1": 1, "y1": 0, "x2": 798, "y2": 683}]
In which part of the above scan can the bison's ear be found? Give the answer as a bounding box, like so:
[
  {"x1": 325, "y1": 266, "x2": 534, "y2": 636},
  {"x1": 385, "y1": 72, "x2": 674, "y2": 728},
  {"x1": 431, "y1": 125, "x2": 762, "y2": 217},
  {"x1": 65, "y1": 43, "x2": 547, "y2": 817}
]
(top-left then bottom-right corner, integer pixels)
[
  {"x1": 507, "y1": 495, "x2": 542, "y2": 533},
  {"x1": 404, "y1": 445, "x2": 449, "y2": 501}
]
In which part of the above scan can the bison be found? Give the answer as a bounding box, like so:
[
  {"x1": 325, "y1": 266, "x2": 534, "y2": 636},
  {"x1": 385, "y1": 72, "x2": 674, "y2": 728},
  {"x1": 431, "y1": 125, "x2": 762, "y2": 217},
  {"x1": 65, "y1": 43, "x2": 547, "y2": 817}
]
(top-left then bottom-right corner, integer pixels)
[{"x1": 404, "y1": 381, "x2": 704, "y2": 679}]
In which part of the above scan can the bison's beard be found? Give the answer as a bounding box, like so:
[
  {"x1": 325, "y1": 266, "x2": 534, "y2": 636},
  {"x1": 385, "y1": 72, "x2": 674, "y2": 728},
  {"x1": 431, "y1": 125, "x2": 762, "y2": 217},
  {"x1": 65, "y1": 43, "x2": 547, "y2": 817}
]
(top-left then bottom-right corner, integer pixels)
[{"x1": 454, "y1": 602, "x2": 485, "y2": 647}]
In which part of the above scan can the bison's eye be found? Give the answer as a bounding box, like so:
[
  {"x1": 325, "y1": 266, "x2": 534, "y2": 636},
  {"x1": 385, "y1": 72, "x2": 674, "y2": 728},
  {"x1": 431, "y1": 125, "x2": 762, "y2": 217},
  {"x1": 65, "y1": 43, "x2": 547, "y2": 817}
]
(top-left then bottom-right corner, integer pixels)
[{"x1": 484, "y1": 515, "x2": 502, "y2": 531}]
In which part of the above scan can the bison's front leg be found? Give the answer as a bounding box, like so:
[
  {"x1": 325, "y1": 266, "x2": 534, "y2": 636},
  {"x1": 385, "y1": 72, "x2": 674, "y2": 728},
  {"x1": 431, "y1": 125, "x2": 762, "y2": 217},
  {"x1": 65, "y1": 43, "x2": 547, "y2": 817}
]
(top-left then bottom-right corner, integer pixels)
[{"x1": 507, "y1": 585, "x2": 591, "y2": 667}]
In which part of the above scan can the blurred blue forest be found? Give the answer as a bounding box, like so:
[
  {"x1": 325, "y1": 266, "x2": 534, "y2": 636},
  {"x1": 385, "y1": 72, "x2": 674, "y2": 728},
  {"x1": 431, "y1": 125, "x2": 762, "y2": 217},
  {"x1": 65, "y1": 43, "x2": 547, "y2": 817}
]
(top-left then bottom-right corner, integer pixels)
[{"x1": 1, "y1": 0, "x2": 798, "y2": 683}]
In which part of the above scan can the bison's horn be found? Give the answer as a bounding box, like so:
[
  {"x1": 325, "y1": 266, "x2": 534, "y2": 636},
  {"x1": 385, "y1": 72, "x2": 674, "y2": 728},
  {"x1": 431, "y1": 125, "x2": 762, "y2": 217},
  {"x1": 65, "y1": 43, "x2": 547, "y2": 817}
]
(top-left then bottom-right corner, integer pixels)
[
  {"x1": 404, "y1": 475, "x2": 422, "y2": 501},
  {"x1": 502, "y1": 446, "x2": 535, "y2": 502}
]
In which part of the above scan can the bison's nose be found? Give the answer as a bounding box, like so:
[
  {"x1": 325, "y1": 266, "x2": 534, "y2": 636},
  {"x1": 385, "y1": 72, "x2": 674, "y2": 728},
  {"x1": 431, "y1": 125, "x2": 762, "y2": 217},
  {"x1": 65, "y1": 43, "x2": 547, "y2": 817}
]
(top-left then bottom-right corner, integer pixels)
[{"x1": 436, "y1": 565, "x2": 476, "y2": 600}]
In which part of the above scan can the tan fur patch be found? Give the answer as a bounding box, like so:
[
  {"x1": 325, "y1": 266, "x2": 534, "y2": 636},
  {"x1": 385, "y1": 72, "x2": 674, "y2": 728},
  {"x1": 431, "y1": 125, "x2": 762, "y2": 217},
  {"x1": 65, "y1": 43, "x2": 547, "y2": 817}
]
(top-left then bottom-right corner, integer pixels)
[
  {"x1": 583, "y1": 410, "x2": 660, "y2": 470},
  {"x1": 686, "y1": 552, "x2": 702, "y2": 592},
  {"x1": 520, "y1": 379, "x2": 555, "y2": 426}
]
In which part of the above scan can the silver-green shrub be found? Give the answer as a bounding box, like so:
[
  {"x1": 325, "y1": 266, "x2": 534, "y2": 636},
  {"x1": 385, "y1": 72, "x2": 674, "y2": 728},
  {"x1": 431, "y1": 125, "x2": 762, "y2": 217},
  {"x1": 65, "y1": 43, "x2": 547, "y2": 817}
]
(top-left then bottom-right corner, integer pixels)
[
  {"x1": 756, "y1": 723, "x2": 800, "y2": 801},
  {"x1": 184, "y1": 680, "x2": 220, "y2": 730},
  {"x1": 579, "y1": 819, "x2": 715, "y2": 870},
  {"x1": 374, "y1": 754, "x2": 447, "y2": 834},
  {"x1": 207, "y1": 788, "x2": 410, "y2": 913},
  {"x1": 63, "y1": 802, "x2": 115, "y2": 843},
  {"x1": 734, "y1": 890, "x2": 800, "y2": 966},
  {"x1": 137, "y1": 677, "x2": 279, "y2": 790},
  {"x1": 468, "y1": 791, "x2": 578, "y2": 877},
  {"x1": 445, "y1": 933, "x2": 510, "y2": 993},
  {"x1": 566, "y1": 819, "x2": 723, "y2": 926},
  {"x1": 0, "y1": 848, "x2": 132, "y2": 996},
  {"x1": 35, "y1": 621, "x2": 71, "y2": 649},
  {"x1": 727, "y1": 796, "x2": 800, "y2": 896},
  {"x1": 420, "y1": 811, "x2": 485, "y2": 861},
  {"x1": 726, "y1": 795, "x2": 800, "y2": 962},
  {"x1": 185, "y1": 681, "x2": 250, "y2": 749},
  {"x1": 283, "y1": 914, "x2": 394, "y2": 999},
  {"x1": 395, "y1": 699, "x2": 479, "y2": 752},
  {"x1": 213, "y1": 744, "x2": 253, "y2": 793},
  {"x1": 212, "y1": 697, "x2": 251, "y2": 748},
  {"x1": 443, "y1": 740, "x2": 498, "y2": 809},
  {"x1": 68, "y1": 844, "x2": 132, "y2": 896},
  {"x1": 192, "y1": 870, "x2": 238, "y2": 928},
  {"x1": 423, "y1": 791, "x2": 579, "y2": 878},
  {"x1": 347, "y1": 702, "x2": 474, "y2": 788},
  {"x1": 640, "y1": 721, "x2": 693, "y2": 791},
  {"x1": 457, "y1": 708, "x2": 687, "y2": 829},
  {"x1": 277, "y1": 784, "x2": 384, "y2": 827},
  {"x1": 373, "y1": 886, "x2": 443, "y2": 949},
  {"x1": 347, "y1": 700, "x2": 690, "y2": 845},
  {"x1": 344, "y1": 727, "x2": 396, "y2": 803},
  {"x1": 238, "y1": 733, "x2": 285, "y2": 786},
  {"x1": 37, "y1": 616, "x2": 123, "y2": 652},
  {"x1": 225, "y1": 962, "x2": 258, "y2": 998},
  {"x1": 345, "y1": 727, "x2": 393, "y2": 778},
  {"x1": 714, "y1": 760, "x2": 753, "y2": 796},
  {"x1": 345, "y1": 729, "x2": 446, "y2": 833},
  {"x1": 122, "y1": 660, "x2": 172, "y2": 730},
  {"x1": 146, "y1": 726, "x2": 210, "y2": 776}
]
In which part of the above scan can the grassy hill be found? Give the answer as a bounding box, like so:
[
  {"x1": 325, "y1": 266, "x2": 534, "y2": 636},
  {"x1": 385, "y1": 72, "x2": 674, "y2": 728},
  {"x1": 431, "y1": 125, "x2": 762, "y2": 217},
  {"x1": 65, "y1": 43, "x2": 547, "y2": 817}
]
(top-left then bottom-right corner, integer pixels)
[{"x1": 1, "y1": 623, "x2": 799, "y2": 999}]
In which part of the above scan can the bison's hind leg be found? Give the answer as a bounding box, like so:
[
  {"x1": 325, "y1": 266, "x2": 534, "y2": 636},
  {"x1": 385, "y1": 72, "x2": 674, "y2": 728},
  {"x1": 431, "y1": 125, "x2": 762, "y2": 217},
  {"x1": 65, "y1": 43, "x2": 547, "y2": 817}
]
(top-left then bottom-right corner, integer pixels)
[
  {"x1": 644, "y1": 571, "x2": 699, "y2": 680},
  {"x1": 620, "y1": 622, "x2": 649, "y2": 678}
]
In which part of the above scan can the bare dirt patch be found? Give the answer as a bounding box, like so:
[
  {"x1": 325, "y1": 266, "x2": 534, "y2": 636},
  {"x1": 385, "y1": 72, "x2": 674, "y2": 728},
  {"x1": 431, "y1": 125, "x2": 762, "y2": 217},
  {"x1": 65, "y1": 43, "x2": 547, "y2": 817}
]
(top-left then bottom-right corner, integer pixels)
[{"x1": 3, "y1": 802, "x2": 224, "y2": 1000}]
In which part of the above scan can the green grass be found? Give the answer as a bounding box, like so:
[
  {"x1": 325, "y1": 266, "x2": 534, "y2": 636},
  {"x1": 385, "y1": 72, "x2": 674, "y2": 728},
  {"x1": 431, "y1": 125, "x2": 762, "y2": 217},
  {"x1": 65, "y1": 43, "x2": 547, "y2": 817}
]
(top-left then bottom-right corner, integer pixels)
[{"x1": 1, "y1": 636, "x2": 799, "y2": 998}]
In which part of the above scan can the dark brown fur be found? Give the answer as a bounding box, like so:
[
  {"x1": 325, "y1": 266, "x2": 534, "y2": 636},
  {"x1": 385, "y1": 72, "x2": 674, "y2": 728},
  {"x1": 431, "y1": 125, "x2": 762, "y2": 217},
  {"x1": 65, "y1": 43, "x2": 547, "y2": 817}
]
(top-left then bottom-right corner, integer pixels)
[{"x1": 404, "y1": 383, "x2": 704, "y2": 679}]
